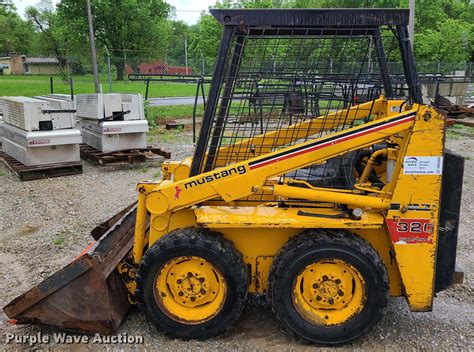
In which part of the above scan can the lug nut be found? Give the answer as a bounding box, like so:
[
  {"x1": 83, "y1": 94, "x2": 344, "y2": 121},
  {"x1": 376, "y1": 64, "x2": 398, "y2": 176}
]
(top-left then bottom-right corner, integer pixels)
[
  {"x1": 338, "y1": 290, "x2": 344, "y2": 296},
  {"x1": 187, "y1": 272, "x2": 193, "y2": 277},
  {"x1": 312, "y1": 283, "x2": 319, "y2": 289},
  {"x1": 190, "y1": 296, "x2": 196, "y2": 302},
  {"x1": 328, "y1": 299, "x2": 334, "y2": 305},
  {"x1": 178, "y1": 291, "x2": 184, "y2": 297},
  {"x1": 198, "y1": 277, "x2": 205, "y2": 283},
  {"x1": 316, "y1": 296, "x2": 322, "y2": 301},
  {"x1": 177, "y1": 279, "x2": 182, "y2": 284},
  {"x1": 200, "y1": 289, "x2": 206, "y2": 295},
  {"x1": 322, "y1": 275, "x2": 328, "y2": 281},
  {"x1": 335, "y1": 279, "x2": 341, "y2": 284}
]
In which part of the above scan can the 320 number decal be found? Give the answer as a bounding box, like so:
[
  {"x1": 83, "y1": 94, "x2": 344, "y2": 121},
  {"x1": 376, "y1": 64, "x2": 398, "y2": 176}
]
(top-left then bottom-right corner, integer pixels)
[
  {"x1": 386, "y1": 219, "x2": 434, "y2": 244},
  {"x1": 395, "y1": 221, "x2": 433, "y2": 234}
]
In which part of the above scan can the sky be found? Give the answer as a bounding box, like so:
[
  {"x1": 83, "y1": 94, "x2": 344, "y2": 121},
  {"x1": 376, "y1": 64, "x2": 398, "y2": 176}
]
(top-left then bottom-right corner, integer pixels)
[{"x1": 12, "y1": 0, "x2": 216, "y2": 24}]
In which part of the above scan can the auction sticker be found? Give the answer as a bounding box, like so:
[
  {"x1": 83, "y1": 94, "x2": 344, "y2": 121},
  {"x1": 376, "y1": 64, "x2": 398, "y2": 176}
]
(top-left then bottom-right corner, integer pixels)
[{"x1": 403, "y1": 156, "x2": 443, "y2": 175}]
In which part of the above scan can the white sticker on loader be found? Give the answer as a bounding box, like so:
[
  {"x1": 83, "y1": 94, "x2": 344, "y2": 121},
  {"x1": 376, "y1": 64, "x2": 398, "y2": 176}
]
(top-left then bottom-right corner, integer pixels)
[{"x1": 403, "y1": 156, "x2": 443, "y2": 175}]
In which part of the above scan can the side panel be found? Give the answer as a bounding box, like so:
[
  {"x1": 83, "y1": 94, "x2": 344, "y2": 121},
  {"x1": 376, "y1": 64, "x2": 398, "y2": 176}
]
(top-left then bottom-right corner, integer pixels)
[
  {"x1": 435, "y1": 151, "x2": 464, "y2": 292},
  {"x1": 386, "y1": 106, "x2": 445, "y2": 311},
  {"x1": 218, "y1": 227, "x2": 402, "y2": 296},
  {"x1": 146, "y1": 207, "x2": 403, "y2": 296}
]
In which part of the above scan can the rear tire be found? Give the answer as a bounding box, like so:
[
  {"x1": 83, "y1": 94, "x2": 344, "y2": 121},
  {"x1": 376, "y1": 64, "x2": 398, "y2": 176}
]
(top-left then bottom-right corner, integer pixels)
[
  {"x1": 268, "y1": 229, "x2": 389, "y2": 345},
  {"x1": 136, "y1": 227, "x2": 247, "y2": 339}
]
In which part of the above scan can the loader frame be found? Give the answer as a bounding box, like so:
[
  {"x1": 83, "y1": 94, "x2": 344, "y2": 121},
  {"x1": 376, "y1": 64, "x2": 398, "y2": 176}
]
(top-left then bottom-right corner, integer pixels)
[
  {"x1": 4, "y1": 9, "x2": 463, "y2": 342},
  {"x1": 130, "y1": 9, "x2": 453, "y2": 312}
]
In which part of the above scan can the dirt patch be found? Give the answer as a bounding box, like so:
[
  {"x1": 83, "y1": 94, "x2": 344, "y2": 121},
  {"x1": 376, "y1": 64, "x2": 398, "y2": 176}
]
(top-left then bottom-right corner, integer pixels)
[{"x1": 0, "y1": 129, "x2": 472, "y2": 351}]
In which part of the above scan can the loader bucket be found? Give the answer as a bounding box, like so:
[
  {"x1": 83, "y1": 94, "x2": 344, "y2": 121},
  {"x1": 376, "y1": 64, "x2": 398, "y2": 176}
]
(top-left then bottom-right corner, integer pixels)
[{"x1": 3, "y1": 203, "x2": 137, "y2": 334}]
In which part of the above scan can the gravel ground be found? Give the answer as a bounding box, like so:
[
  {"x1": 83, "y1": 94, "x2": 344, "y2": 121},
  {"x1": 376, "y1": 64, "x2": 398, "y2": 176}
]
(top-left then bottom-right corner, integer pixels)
[{"x1": 0, "y1": 128, "x2": 472, "y2": 351}]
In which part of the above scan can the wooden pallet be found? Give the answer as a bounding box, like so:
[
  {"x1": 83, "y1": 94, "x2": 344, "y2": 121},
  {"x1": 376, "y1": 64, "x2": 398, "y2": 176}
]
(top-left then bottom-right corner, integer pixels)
[
  {"x1": 80, "y1": 144, "x2": 171, "y2": 166},
  {"x1": 0, "y1": 151, "x2": 83, "y2": 181}
]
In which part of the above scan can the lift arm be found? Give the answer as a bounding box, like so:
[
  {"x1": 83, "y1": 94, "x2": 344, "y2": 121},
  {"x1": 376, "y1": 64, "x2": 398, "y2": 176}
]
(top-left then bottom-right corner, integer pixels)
[{"x1": 140, "y1": 106, "x2": 418, "y2": 216}]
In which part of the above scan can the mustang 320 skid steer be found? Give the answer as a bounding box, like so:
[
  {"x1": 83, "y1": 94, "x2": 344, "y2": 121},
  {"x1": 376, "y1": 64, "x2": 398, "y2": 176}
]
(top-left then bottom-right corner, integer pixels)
[{"x1": 4, "y1": 9, "x2": 464, "y2": 345}]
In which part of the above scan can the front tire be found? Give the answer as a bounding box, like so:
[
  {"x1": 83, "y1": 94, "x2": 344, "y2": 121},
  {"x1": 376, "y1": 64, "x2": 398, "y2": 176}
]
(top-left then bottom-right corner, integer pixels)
[
  {"x1": 136, "y1": 227, "x2": 247, "y2": 339},
  {"x1": 268, "y1": 229, "x2": 389, "y2": 345}
]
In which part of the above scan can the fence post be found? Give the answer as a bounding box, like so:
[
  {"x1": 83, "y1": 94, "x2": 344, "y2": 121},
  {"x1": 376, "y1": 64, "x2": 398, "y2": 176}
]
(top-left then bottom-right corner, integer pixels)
[
  {"x1": 200, "y1": 50, "x2": 205, "y2": 76},
  {"x1": 124, "y1": 51, "x2": 127, "y2": 85},
  {"x1": 145, "y1": 78, "x2": 150, "y2": 100},
  {"x1": 185, "y1": 37, "x2": 189, "y2": 75},
  {"x1": 104, "y1": 46, "x2": 113, "y2": 93},
  {"x1": 50, "y1": 76, "x2": 54, "y2": 94},
  {"x1": 86, "y1": 0, "x2": 100, "y2": 93},
  {"x1": 69, "y1": 77, "x2": 74, "y2": 101}
]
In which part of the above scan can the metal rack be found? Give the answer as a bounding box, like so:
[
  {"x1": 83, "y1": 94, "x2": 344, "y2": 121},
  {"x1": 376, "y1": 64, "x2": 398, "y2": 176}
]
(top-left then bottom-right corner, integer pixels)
[{"x1": 190, "y1": 9, "x2": 421, "y2": 198}]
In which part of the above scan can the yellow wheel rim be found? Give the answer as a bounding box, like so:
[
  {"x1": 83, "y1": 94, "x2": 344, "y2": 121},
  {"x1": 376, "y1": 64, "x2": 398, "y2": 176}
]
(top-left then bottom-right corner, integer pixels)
[
  {"x1": 154, "y1": 256, "x2": 227, "y2": 324},
  {"x1": 292, "y1": 259, "x2": 366, "y2": 326}
]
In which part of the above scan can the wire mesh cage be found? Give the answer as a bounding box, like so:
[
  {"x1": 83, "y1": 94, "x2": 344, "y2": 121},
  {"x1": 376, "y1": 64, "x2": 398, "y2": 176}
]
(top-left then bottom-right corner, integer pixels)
[{"x1": 192, "y1": 9, "x2": 417, "y2": 198}]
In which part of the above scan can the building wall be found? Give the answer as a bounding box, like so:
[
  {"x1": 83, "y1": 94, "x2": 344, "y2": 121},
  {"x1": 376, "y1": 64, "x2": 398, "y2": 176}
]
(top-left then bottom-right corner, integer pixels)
[
  {"x1": 10, "y1": 54, "x2": 24, "y2": 74},
  {"x1": 26, "y1": 64, "x2": 62, "y2": 75},
  {"x1": 0, "y1": 58, "x2": 11, "y2": 74}
]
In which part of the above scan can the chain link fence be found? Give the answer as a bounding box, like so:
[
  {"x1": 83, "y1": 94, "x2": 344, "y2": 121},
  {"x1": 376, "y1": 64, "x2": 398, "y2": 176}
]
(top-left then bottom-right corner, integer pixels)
[{"x1": 0, "y1": 49, "x2": 472, "y2": 125}]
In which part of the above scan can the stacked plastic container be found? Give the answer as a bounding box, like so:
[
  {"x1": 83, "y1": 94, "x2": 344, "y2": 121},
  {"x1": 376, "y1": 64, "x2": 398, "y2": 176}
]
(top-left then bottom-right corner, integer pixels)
[
  {"x1": 0, "y1": 96, "x2": 82, "y2": 166},
  {"x1": 75, "y1": 93, "x2": 149, "y2": 153}
]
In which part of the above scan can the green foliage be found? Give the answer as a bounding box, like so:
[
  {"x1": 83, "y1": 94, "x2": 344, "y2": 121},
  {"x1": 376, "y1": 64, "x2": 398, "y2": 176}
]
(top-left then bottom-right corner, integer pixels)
[
  {"x1": 167, "y1": 20, "x2": 190, "y2": 64},
  {"x1": 188, "y1": 13, "x2": 223, "y2": 74},
  {"x1": 26, "y1": 0, "x2": 63, "y2": 56},
  {"x1": 415, "y1": 19, "x2": 473, "y2": 62},
  {"x1": 54, "y1": 0, "x2": 171, "y2": 79},
  {"x1": 211, "y1": 0, "x2": 473, "y2": 65},
  {"x1": 0, "y1": 0, "x2": 473, "y2": 74},
  {"x1": 0, "y1": 5, "x2": 34, "y2": 54}
]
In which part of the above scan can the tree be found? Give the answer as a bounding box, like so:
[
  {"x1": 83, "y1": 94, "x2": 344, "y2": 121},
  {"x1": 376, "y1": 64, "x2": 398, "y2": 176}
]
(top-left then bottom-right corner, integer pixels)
[
  {"x1": 55, "y1": 0, "x2": 172, "y2": 80},
  {"x1": 167, "y1": 20, "x2": 190, "y2": 65},
  {"x1": 26, "y1": 1, "x2": 64, "y2": 56},
  {"x1": 0, "y1": 5, "x2": 34, "y2": 55},
  {"x1": 415, "y1": 19, "x2": 473, "y2": 63},
  {"x1": 188, "y1": 12, "x2": 223, "y2": 75}
]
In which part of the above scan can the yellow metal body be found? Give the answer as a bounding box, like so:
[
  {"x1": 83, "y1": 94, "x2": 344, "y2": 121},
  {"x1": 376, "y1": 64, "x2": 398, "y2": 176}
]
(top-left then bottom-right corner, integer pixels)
[{"x1": 132, "y1": 98, "x2": 445, "y2": 313}]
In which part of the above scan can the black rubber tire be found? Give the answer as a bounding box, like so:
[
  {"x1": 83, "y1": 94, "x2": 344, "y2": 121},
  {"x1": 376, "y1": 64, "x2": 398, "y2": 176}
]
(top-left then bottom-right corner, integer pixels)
[
  {"x1": 268, "y1": 229, "x2": 389, "y2": 345},
  {"x1": 136, "y1": 227, "x2": 247, "y2": 339}
]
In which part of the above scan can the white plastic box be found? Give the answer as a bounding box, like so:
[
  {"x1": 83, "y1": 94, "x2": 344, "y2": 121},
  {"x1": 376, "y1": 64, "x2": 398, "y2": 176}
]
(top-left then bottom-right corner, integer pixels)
[
  {"x1": 75, "y1": 93, "x2": 145, "y2": 121},
  {"x1": 0, "y1": 120, "x2": 82, "y2": 166},
  {"x1": 76, "y1": 93, "x2": 149, "y2": 152},
  {"x1": 0, "y1": 96, "x2": 75, "y2": 131},
  {"x1": 79, "y1": 119, "x2": 148, "y2": 153}
]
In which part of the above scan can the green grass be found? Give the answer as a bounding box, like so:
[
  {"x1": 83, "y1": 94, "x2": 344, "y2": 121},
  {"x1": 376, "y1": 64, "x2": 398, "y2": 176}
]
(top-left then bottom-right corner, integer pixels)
[
  {"x1": 139, "y1": 166, "x2": 149, "y2": 174},
  {"x1": 0, "y1": 170, "x2": 5, "y2": 177},
  {"x1": 146, "y1": 105, "x2": 204, "y2": 125},
  {"x1": 0, "y1": 75, "x2": 204, "y2": 97},
  {"x1": 447, "y1": 124, "x2": 474, "y2": 134},
  {"x1": 53, "y1": 235, "x2": 65, "y2": 246},
  {"x1": 147, "y1": 126, "x2": 192, "y2": 144}
]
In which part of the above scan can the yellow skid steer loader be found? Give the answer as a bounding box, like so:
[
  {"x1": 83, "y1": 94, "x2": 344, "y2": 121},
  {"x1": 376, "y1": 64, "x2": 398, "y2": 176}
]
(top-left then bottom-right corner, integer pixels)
[{"x1": 4, "y1": 9, "x2": 464, "y2": 345}]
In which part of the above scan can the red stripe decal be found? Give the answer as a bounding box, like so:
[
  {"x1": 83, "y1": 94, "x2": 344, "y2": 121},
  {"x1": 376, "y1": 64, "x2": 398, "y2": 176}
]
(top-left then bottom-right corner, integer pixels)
[{"x1": 249, "y1": 115, "x2": 415, "y2": 170}]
